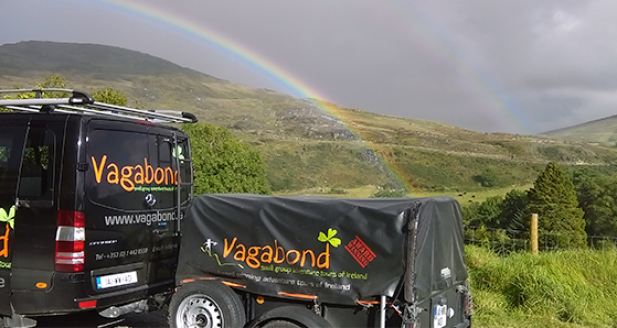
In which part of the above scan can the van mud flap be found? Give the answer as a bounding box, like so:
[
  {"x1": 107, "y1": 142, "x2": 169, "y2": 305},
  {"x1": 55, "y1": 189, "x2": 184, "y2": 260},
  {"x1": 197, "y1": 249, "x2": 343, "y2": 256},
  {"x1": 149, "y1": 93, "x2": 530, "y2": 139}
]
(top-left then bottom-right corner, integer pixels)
[{"x1": 3, "y1": 305, "x2": 37, "y2": 328}]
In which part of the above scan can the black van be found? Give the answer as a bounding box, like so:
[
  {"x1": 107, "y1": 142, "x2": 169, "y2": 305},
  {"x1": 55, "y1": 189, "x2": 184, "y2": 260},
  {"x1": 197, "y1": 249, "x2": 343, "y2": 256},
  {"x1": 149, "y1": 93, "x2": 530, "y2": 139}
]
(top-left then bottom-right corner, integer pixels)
[{"x1": 0, "y1": 89, "x2": 196, "y2": 327}]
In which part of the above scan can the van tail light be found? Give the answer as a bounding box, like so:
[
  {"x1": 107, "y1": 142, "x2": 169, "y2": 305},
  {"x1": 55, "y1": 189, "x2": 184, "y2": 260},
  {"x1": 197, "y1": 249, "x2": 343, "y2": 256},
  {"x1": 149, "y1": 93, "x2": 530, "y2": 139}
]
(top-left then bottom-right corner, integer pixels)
[
  {"x1": 55, "y1": 210, "x2": 85, "y2": 273},
  {"x1": 464, "y1": 292, "x2": 473, "y2": 317},
  {"x1": 457, "y1": 283, "x2": 473, "y2": 318}
]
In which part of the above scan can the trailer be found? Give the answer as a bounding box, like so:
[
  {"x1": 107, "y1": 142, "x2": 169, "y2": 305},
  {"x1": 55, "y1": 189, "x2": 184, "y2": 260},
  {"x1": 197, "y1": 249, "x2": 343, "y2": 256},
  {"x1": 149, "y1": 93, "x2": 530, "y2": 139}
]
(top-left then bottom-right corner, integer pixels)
[{"x1": 170, "y1": 194, "x2": 472, "y2": 328}]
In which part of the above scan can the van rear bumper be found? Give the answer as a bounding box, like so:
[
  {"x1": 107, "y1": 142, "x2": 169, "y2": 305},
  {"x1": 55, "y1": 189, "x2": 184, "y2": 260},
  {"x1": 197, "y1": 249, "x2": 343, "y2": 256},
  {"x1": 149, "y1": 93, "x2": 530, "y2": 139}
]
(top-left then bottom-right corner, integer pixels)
[{"x1": 11, "y1": 272, "x2": 173, "y2": 316}]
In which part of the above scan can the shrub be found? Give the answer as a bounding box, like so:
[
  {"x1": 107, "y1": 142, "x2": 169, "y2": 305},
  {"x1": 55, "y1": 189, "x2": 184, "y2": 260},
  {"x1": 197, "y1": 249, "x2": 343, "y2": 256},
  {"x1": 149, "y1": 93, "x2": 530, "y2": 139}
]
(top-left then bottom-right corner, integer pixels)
[{"x1": 371, "y1": 188, "x2": 407, "y2": 198}]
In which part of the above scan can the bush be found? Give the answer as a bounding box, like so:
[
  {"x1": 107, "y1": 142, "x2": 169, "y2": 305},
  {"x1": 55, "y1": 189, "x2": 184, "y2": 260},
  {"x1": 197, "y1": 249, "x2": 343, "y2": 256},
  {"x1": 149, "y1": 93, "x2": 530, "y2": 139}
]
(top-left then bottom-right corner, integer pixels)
[
  {"x1": 181, "y1": 123, "x2": 271, "y2": 195},
  {"x1": 476, "y1": 167, "x2": 502, "y2": 188},
  {"x1": 371, "y1": 188, "x2": 407, "y2": 198},
  {"x1": 327, "y1": 188, "x2": 347, "y2": 195}
]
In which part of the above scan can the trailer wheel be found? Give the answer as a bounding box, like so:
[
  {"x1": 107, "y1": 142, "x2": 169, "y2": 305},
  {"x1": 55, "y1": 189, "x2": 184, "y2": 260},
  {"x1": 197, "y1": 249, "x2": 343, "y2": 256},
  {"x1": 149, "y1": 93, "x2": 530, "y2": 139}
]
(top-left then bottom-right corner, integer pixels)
[
  {"x1": 255, "y1": 306, "x2": 332, "y2": 328},
  {"x1": 169, "y1": 281, "x2": 246, "y2": 328},
  {"x1": 262, "y1": 320, "x2": 302, "y2": 328}
]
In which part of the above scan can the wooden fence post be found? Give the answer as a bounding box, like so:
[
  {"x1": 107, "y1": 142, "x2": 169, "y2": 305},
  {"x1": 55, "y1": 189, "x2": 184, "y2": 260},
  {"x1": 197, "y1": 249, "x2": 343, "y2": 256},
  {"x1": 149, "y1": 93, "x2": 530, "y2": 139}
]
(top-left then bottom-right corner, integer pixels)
[{"x1": 530, "y1": 213, "x2": 538, "y2": 254}]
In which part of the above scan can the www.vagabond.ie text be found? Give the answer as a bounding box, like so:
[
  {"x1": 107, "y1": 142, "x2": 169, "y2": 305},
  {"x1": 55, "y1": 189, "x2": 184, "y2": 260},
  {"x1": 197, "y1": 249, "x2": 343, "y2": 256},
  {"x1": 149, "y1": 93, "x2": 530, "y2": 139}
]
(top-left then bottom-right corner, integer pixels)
[{"x1": 104, "y1": 211, "x2": 182, "y2": 226}]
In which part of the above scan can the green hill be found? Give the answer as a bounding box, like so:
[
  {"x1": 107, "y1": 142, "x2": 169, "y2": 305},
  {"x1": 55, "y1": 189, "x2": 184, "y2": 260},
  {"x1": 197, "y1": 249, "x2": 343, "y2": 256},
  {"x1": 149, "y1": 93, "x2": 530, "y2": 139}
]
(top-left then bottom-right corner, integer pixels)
[
  {"x1": 540, "y1": 115, "x2": 617, "y2": 145},
  {"x1": 3, "y1": 41, "x2": 617, "y2": 195}
]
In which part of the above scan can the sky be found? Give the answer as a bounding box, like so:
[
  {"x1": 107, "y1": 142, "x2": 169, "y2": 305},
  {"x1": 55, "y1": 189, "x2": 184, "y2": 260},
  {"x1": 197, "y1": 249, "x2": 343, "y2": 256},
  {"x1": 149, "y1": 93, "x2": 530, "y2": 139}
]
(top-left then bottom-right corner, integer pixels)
[{"x1": 1, "y1": 0, "x2": 616, "y2": 135}]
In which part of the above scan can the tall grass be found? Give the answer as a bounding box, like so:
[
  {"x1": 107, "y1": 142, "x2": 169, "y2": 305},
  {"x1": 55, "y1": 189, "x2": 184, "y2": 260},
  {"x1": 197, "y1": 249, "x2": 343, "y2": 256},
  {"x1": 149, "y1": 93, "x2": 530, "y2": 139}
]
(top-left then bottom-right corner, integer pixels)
[{"x1": 467, "y1": 245, "x2": 617, "y2": 328}]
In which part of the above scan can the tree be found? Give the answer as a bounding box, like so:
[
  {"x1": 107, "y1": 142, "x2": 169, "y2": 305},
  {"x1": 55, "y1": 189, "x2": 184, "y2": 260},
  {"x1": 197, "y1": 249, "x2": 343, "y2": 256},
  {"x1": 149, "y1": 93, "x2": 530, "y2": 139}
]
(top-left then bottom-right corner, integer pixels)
[
  {"x1": 1, "y1": 75, "x2": 68, "y2": 100},
  {"x1": 92, "y1": 87, "x2": 127, "y2": 106},
  {"x1": 500, "y1": 189, "x2": 529, "y2": 231},
  {"x1": 528, "y1": 161, "x2": 586, "y2": 249},
  {"x1": 477, "y1": 167, "x2": 502, "y2": 188},
  {"x1": 461, "y1": 201, "x2": 480, "y2": 227},
  {"x1": 36, "y1": 75, "x2": 70, "y2": 98},
  {"x1": 572, "y1": 169, "x2": 617, "y2": 242},
  {"x1": 584, "y1": 180, "x2": 617, "y2": 238},
  {"x1": 474, "y1": 196, "x2": 504, "y2": 228},
  {"x1": 571, "y1": 168, "x2": 602, "y2": 213},
  {"x1": 38, "y1": 74, "x2": 67, "y2": 88},
  {"x1": 3, "y1": 75, "x2": 125, "y2": 103},
  {"x1": 181, "y1": 123, "x2": 271, "y2": 195}
]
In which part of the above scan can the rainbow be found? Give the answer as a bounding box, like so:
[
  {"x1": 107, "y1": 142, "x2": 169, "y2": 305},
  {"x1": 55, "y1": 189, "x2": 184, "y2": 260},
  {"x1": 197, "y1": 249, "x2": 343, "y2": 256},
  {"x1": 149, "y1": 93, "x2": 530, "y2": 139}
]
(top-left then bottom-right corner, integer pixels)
[
  {"x1": 380, "y1": 1, "x2": 527, "y2": 133},
  {"x1": 92, "y1": 0, "x2": 525, "y2": 193},
  {"x1": 94, "y1": 0, "x2": 330, "y2": 105}
]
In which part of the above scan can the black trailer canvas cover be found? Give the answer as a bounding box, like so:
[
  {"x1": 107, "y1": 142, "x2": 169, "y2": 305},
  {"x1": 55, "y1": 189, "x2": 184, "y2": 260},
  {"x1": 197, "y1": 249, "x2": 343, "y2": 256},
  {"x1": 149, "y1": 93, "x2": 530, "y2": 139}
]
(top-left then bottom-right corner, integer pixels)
[{"x1": 177, "y1": 195, "x2": 467, "y2": 305}]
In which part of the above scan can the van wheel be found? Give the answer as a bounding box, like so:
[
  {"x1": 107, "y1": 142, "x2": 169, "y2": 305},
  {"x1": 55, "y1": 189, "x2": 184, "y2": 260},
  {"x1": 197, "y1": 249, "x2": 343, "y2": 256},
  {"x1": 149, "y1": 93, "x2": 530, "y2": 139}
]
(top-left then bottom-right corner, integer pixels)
[{"x1": 169, "y1": 281, "x2": 245, "y2": 328}]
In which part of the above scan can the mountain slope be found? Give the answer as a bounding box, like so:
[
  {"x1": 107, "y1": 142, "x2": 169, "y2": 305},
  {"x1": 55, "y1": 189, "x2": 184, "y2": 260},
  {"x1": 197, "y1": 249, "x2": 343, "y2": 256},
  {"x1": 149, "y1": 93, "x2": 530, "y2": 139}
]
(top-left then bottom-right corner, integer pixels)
[
  {"x1": 540, "y1": 115, "x2": 617, "y2": 144},
  {"x1": 0, "y1": 41, "x2": 198, "y2": 77},
  {"x1": 2, "y1": 41, "x2": 616, "y2": 193}
]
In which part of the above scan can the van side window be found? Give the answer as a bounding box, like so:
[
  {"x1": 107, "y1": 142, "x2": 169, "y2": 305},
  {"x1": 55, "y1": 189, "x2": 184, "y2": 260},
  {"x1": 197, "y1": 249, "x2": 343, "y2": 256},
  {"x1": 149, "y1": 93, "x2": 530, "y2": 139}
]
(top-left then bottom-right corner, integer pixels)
[
  {"x1": 177, "y1": 138, "x2": 191, "y2": 205},
  {"x1": 0, "y1": 136, "x2": 13, "y2": 187},
  {"x1": 149, "y1": 135, "x2": 175, "y2": 210},
  {"x1": 147, "y1": 136, "x2": 191, "y2": 210},
  {"x1": 18, "y1": 129, "x2": 54, "y2": 200},
  {"x1": 158, "y1": 137, "x2": 172, "y2": 164},
  {"x1": 0, "y1": 144, "x2": 7, "y2": 166},
  {"x1": 0, "y1": 127, "x2": 28, "y2": 206}
]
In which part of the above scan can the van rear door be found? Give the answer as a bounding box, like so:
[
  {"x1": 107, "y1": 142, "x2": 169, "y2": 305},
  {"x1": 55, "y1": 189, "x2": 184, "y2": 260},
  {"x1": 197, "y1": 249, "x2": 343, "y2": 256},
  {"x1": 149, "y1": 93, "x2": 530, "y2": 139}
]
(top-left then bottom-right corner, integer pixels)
[
  {"x1": 0, "y1": 122, "x2": 28, "y2": 316},
  {"x1": 83, "y1": 120, "x2": 188, "y2": 300},
  {"x1": 145, "y1": 128, "x2": 191, "y2": 289},
  {"x1": 84, "y1": 120, "x2": 158, "y2": 298}
]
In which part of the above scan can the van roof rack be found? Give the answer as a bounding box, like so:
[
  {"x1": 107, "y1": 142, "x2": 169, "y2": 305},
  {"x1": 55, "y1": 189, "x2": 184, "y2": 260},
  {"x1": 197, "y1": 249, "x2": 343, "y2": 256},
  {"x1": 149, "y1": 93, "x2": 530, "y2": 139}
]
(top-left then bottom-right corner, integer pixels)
[{"x1": 0, "y1": 88, "x2": 198, "y2": 123}]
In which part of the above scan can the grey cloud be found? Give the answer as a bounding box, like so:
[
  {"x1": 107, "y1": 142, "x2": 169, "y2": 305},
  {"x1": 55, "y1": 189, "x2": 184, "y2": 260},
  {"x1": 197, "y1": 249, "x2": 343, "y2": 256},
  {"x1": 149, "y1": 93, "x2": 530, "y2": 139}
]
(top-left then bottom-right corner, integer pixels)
[{"x1": 2, "y1": 0, "x2": 617, "y2": 134}]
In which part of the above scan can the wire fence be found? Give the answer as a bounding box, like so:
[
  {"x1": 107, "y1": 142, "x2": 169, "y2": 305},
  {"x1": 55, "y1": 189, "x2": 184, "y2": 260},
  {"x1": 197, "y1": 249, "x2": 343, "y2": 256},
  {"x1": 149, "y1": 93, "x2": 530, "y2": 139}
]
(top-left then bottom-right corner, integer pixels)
[{"x1": 464, "y1": 226, "x2": 617, "y2": 253}]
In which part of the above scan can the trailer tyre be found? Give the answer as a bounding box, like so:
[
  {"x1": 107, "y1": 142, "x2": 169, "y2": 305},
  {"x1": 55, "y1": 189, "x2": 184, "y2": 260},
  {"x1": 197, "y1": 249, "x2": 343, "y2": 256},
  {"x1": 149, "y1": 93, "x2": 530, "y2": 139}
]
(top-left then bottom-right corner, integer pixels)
[
  {"x1": 169, "y1": 281, "x2": 246, "y2": 328},
  {"x1": 256, "y1": 306, "x2": 332, "y2": 328},
  {"x1": 262, "y1": 320, "x2": 302, "y2": 328}
]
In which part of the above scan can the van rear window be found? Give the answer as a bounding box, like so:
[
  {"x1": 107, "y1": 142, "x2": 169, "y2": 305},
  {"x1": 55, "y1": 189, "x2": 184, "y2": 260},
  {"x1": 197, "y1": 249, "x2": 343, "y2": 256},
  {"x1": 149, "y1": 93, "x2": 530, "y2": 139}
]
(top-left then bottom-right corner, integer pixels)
[
  {"x1": 87, "y1": 129, "x2": 150, "y2": 210},
  {"x1": 86, "y1": 129, "x2": 188, "y2": 210},
  {"x1": 18, "y1": 129, "x2": 55, "y2": 201}
]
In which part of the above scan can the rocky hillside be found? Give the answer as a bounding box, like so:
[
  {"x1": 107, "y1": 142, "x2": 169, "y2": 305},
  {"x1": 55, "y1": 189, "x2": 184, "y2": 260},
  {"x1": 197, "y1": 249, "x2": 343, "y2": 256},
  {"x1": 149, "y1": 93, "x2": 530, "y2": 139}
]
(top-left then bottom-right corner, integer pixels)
[{"x1": 2, "y1": 41, "x2": 616, "y2": 193}]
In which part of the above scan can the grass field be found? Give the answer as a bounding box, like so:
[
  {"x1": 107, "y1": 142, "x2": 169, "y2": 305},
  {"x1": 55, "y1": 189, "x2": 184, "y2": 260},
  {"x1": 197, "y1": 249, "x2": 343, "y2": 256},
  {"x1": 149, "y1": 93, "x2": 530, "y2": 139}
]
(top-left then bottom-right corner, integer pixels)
[
  {"x1": 413, "y1": 184, "x2": 534, "y2": 204},
  {"x1": 276, "y1": 184, "x2": 533, "y2": 204},
  {"x1": 467, "y1": 245, "x2": 617, "y2": 328},
  {"x1": 275, "y1": 185, "x2": 380, "y2": 198}
]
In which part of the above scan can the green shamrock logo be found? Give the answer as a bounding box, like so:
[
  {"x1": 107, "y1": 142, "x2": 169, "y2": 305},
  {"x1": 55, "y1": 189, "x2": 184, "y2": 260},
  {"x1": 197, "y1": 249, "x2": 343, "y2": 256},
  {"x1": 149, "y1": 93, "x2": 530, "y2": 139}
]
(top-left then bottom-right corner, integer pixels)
[
  {"x1": 318, "y1": 228, "x2": 341, "y2": 247},
  {"x1": 0, "y1": 206, "x2": 15, "y2": 230},
  {"x1": 172, "y1": 145, "x2": 185, "y2": 162}
]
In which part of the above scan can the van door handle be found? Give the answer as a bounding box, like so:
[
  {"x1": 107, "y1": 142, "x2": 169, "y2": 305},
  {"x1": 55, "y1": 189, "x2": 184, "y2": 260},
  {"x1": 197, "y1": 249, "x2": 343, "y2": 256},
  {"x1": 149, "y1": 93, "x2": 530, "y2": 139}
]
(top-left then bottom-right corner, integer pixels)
[
  {"x1": 153, "y1": 229, "x2": 168, "y2": 235},
  {"x1": 16, "y1": 198, "x2": 30, "y2": 208}
]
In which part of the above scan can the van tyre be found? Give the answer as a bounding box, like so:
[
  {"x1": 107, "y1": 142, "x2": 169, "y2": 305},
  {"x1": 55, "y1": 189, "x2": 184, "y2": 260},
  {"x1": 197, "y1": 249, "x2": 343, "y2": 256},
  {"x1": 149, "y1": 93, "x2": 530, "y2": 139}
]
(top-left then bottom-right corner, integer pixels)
[{"x1": 169, "y1": 281, "x2": 245, "y2": 328}]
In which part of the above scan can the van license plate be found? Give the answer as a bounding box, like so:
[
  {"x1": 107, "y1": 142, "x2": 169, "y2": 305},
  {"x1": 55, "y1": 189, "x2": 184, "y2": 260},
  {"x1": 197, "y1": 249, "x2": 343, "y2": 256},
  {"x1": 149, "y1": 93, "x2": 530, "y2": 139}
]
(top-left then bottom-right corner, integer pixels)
[
  {"x1": 96, "y1": 271, "x2": 138, "y2": 289},
  {"x1": 434, "y1": 304, "x2": 447, "y2": 328}
]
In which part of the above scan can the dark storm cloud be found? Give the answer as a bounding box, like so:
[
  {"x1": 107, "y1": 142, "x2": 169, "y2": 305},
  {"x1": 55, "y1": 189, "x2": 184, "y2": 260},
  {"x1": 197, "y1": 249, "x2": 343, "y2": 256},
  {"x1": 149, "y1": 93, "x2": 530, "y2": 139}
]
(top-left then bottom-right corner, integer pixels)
[
  {"x1": 415, "y1": 0, "x2": 617, "y2": 132},
  {"x1": 2, "y1": 0, "x2": 617, "y2": 134}
]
